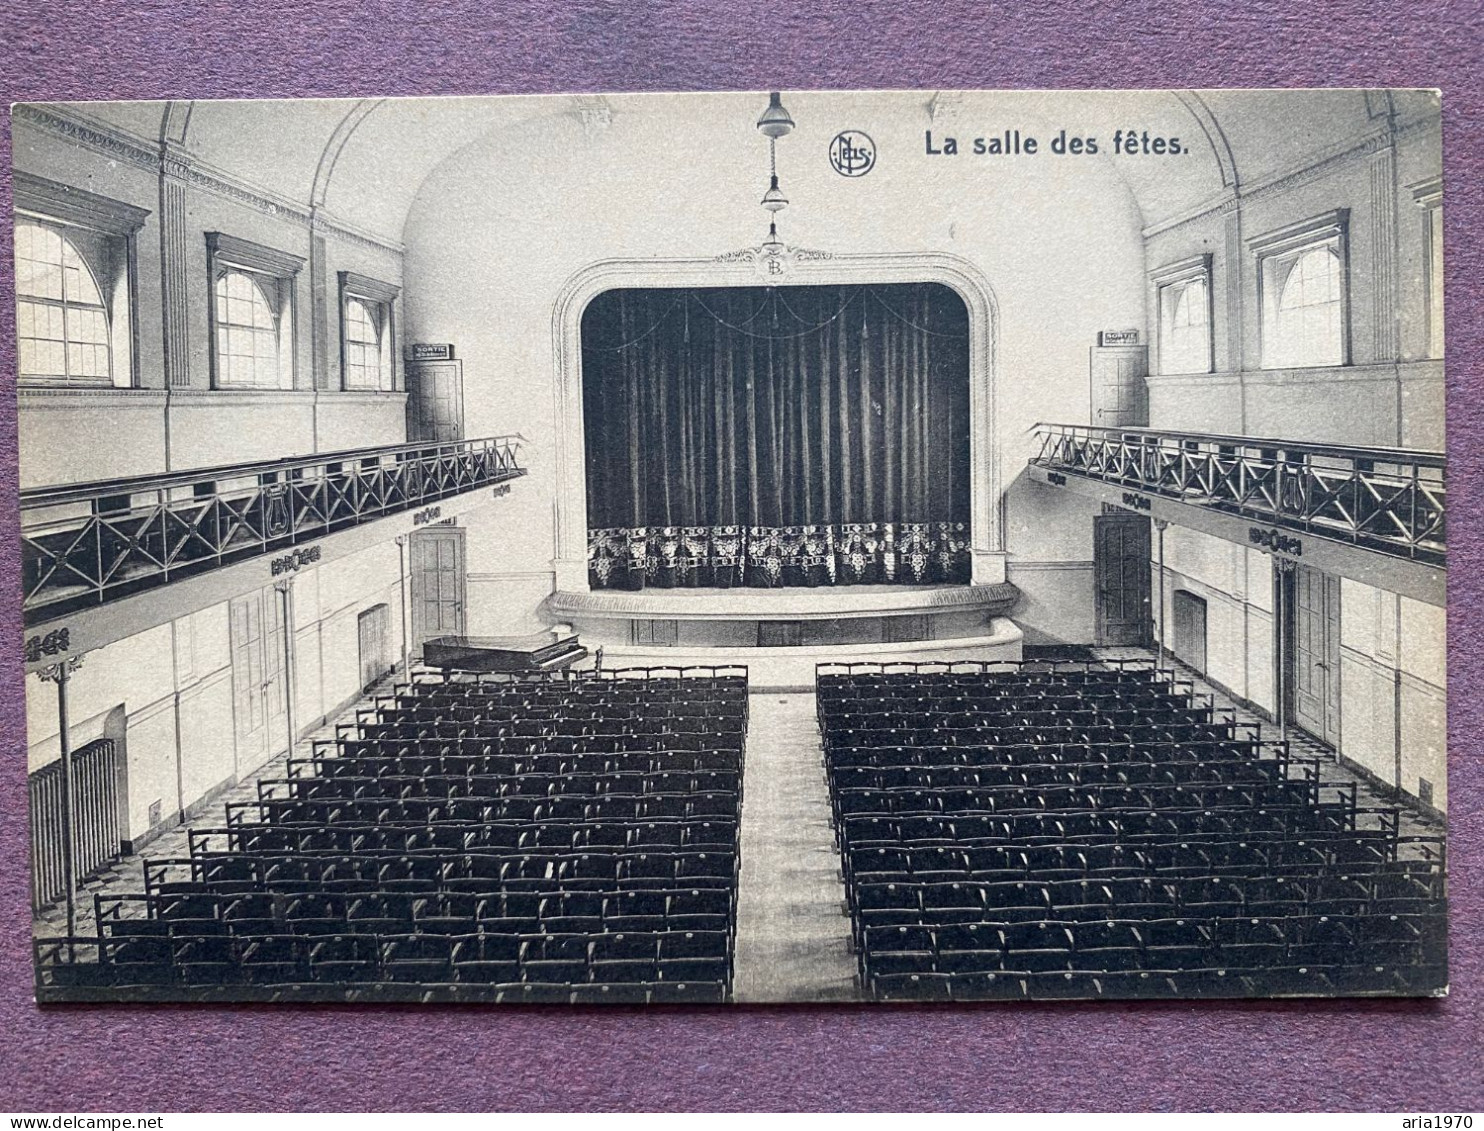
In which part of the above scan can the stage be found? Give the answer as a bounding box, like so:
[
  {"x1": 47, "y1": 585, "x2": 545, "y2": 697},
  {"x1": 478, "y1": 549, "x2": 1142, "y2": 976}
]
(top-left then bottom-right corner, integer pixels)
[{"x1": 548, "y1": 582, "x2": 1022, "y2": 687}]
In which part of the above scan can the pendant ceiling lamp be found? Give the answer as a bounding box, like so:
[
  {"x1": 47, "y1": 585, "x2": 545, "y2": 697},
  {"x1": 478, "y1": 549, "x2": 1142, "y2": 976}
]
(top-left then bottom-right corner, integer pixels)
[{"x1": 755, "y1": 92, "x2": 794, "y2": 242}]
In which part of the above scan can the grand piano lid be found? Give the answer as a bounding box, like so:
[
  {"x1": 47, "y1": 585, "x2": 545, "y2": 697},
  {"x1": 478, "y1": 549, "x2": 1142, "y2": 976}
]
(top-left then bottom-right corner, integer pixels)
[{"x1": 424, "y1": 631, "x2": 577, "y2": 652}]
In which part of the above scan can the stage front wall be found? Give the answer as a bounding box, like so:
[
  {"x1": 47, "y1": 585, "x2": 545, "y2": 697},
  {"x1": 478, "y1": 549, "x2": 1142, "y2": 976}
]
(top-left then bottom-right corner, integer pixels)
[{"x1": 582, "y1": 283, "x2": 971, "y2": 589}]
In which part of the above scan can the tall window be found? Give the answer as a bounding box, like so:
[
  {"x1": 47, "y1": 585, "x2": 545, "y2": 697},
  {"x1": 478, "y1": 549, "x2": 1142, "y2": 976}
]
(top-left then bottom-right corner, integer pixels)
[
  {"x1": 12, "y1": 173, "x2": 145, "y2": 388},
  {"x1": 214, "y1": 270, "x2": 286, "y2": 389},
  {"x1": 338, "y1": 271, "x2": 400, "y2": 391},
  {"x1": 207, "y1": 232, "x2": 303, "y2": 390},
  {"x1": 1254, "y1": 211, "x2": 1349, "y2": 370},
  {"x1": 16, "y1": 223, "x2": 110, "y2": 383},
  {"x1": 1426, "y1": 204, "x2": 1444, "y2": 358},
  {"x1": 1414, "y1": 179, "x2": 1444, "y2": 360},
  {"x1": 1153, "y1": 255, "x2": 1212, "y2": 375}
]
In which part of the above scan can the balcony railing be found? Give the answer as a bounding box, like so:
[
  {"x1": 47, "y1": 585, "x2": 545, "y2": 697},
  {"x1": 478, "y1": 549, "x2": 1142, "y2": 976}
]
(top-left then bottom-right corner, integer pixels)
[
  {"x1": 21, "y1": 436, "x2": 527, "y2": 625},
  {"x1": 1031, "y1": 423, "x2": 1445, "y2": 565}
]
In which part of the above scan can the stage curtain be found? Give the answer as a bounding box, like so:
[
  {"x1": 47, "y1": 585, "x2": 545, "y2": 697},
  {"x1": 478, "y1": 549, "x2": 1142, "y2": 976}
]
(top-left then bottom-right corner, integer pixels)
[{"x1": 582, "y1": 283, "x2": 971, "y2": 589}]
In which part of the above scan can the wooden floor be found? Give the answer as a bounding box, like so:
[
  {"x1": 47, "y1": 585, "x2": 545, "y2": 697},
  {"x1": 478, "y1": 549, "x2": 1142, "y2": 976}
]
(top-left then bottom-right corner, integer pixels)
[{"x1": 732, "y1": 691, "x2": 860, "y2": 1001}]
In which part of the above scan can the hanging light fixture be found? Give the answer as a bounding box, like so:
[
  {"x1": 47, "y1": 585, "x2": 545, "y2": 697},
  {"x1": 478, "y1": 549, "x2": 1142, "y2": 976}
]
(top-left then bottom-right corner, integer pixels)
[
  {"x1": 762, "y1": 218, "x2": 783, "y2": 253},
  {"x1": 756, "y1": 91, "x2": 793, "y2": 242},
  {"x1": 756, "y1": 91, "x2": 795, "y2": 138},
  {"x1": 761, "y1": 174, "x2": 788, "y2": 212}
]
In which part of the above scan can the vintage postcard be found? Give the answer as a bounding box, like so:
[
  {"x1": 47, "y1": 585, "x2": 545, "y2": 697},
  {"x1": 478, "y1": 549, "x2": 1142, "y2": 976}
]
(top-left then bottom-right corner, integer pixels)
[{"x1": 12, "y1": 89, "x2": 1445, "y2": 1004}]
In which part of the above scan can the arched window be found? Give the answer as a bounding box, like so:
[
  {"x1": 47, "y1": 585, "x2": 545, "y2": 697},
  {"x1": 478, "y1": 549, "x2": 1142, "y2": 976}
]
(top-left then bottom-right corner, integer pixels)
[
  {"x1": 1160, "y1": 276, "x2": 1210, "y2": 375},
  {"x1": 1256, "y1": 215, "x2": 1348, "y2": 370},
  {"x1": 1274, "y1": 246, "x2": 1343, "y2": 366},
  {"x1": 207, "y1": 232, "x2": 302, "y2": 390},
  {"x1": 15, "y1": 221, "x2": 112, "y2": 384},
  {"x1": 338, "y1": 271, "x2": 400, "y2": 392},
  {"x1": 343, "y1": 297, "x2": 390, "y2": 390},
  {"x1": 214, "y1": 269, "x2": 286, "y2": 389}
]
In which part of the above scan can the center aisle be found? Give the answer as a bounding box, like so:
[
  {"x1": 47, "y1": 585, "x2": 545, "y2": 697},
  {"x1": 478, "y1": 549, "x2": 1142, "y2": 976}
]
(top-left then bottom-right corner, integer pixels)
[{"x1": 733, "y1": 690, "x2": 861, "y2": 1002}]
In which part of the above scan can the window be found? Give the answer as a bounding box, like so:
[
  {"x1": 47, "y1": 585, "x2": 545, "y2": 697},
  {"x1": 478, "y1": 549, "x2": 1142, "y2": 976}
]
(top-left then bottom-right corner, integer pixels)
[
  {"x1": 343, "y1": 299, "x2": 384, "y2": 388},
  {"x1": 207, "y1": 232, "x2": 304, "y2": 390},
  {"x1": 12, "y1": 172, "x2": 146, "y2": 388},
  {"x1": 1152, "y1": 255, "x2": 1212, "y2": 375},
  {"x1": 16, "y1": 223, "x2": 110, "y2": 383},
  {"x1": 338, "y1": 271, "x2": 400, "y2": 391},
  {"x1": 1271, "y1": 246, "x2": 1343, "y2": 366},
  {"x1": 215, "y1": 271, "x2": 284, "y2": 389},
  {"x1": 1252, "y1": 210, "x2": 1349, "y2": 370},
  {"x1": 1414, "y1": 178, "x2": 1443, "y2": 359}
]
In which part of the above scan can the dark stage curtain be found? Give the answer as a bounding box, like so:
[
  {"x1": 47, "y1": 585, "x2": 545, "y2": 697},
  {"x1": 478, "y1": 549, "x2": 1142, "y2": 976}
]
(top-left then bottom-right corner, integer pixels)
[{"x1": 583, "y1": 283, "x2": 971, "y2": 589}]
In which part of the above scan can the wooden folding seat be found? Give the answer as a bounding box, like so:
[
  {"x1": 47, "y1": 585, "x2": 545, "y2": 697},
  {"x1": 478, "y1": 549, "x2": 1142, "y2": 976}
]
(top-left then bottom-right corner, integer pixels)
[
  {"x1": 571, "y1": 982, "x2": 649, "y2": 1005},
  {"x1": 648, "y1": 979, "x2": 726, "y2": 1004},
  {"x1": 872, "y1": 971, "x2": 951, "y2": 1002},
  {"x1": 497, "y1": 982, "x2": 571, "y2": 1004}
]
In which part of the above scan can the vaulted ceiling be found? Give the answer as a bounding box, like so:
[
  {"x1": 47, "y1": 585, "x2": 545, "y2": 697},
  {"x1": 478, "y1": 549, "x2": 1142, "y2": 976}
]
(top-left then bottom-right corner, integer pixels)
[{"x1": 48, "y1": 89, "x2": 1435, "y2": 247}]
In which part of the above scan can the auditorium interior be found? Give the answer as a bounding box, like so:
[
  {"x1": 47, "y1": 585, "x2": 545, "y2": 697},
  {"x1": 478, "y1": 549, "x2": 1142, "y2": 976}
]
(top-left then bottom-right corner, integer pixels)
[{"x1": 15, "y1": 89, "x2": 1447, "y2": 1003}]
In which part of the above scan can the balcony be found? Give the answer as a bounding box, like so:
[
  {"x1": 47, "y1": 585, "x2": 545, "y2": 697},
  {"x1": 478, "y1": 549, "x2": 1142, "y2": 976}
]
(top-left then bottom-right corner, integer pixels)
[
  {"x1": 1030, "y1": 424, "x2": 1445, "y2": 566},
  {"x1": 21, "y1": 436, "x2": 527, "y2": 628}
]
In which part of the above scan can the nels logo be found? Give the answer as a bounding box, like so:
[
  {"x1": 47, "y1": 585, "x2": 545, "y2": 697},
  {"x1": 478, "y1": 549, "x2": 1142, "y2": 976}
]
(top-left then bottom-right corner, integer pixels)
[{"x1": 829, "y1": 131, "x2": 876, "y2": 177}]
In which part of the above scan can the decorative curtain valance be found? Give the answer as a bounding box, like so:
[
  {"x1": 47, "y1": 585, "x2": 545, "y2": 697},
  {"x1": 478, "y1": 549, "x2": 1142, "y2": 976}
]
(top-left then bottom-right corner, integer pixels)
[{"x1": 588, "y1": 522, "x2": 970, "y2": 591}]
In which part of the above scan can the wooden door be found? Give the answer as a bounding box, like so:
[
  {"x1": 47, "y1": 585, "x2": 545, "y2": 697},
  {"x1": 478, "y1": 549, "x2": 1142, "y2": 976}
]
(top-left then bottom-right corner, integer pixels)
[
  {"x1": 1293, "y1": 565, "x2": 1342, "y2": 745},
  {"x1": 410, "y1": 527, "x2": 467, "y2": 650},
  {"x1": 230, "y1": 588, "x2": 288, "y2": 771},
  {"x1": 405, "y1": 359, "x2": 465, "y2": 442},
  {"x1": 358, "y1": 603, "x2": 391, "y2": 689},
  {"x1": 1094, "y1": 513, "x2": 1152, "y2": 647},
  {"x1": 1172, "y1": 590, "x2": 1208, "y2": 673},
  {"x1": 1090, "y1": 345, "x2": 1149, "y2": 428}
]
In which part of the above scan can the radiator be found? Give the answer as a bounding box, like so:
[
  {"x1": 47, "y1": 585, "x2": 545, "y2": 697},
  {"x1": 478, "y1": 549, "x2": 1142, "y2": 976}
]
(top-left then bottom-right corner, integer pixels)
[{"x1": 29, "y1": 738, "x2": 121, "y2": 912}]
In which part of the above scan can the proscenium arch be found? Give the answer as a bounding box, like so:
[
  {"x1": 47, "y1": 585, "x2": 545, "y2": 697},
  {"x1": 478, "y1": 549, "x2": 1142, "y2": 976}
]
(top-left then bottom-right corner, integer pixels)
[{"x1": 548, "y1": 251, "x2": 1004, "y2": 593}]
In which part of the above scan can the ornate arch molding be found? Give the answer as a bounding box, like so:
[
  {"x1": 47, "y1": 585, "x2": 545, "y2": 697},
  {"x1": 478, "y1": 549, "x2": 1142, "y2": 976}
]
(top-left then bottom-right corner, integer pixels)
[
  {"x1": 312, "y1": 99, "x2": 385, "y2": 210},
  {"x1": 548, "y1": 248, "x2": 1005, "y2": 592},
  {"x1": 1173, "y1": 91, "x2": 1240, "y2": 191},
  {"x1": 159, "y1": 101, "x2": 193, "y2": 147}
]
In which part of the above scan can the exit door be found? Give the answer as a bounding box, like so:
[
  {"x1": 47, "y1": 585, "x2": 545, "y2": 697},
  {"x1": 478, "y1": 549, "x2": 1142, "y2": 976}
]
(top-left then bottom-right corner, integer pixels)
[
  {"x1": 410, "y1": 527, "x2": 467, "y2": 650},
  {"x1": 405, "y1": 359, "x2": 465, "y2": 442},
  {"x1": 1089, "y1": 344, "x2": 1149, "y2": 428},
  {"x1": 1292, "y1": 565, "x2": 1342, "y2": 746},
  {"x1": 1093, "y1": 513, "x2": 1152, "y2": 647},
  {"x1": 230, "y1": 587, "x2": 288, "y2": 774}
]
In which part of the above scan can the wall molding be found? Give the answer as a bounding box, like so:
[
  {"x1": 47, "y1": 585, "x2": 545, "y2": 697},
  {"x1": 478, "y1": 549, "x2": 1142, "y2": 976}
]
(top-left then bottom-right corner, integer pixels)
[
  {"x1": 1370, "y1": 146, "x2": 1401, "y2": 364},
  {"x1": 318, "y1": 391, "x2": 409, "y2": 407},
  {"x1": 13, "y1": 169, "x2": 151, "y2": 234},
  {"x1": 126, "y1": 692, "x2": 177, "y2": 729},
  {"x1": 1006, "y1": 560, "x2": 1094, "y2": 572},
  {"x1": 1164, "y1": 571, "x2": 1249, "y2": 612},
  {"x1": 13, "y1": 104, "x2": 158, "y2": 170},
  {"x1": 18, "y1": 387, "x2": 168, "y2": 405},
  {"x1": 1143, "y1": 111, "x2": 1439, "y2": 240},
  {"x1": 1146, "y1": 359, "x2": 1444, "y2": 390},
  {"x1": 1399, "y1": 669, "x2": 1445, "y2": 699},
  {"x1": 316, "y1": 208, "x2": 406, "y2": 256},
  {"x1": 168, "y1": 389, "x2": 319, "y2": 406},
  {"x1": 177, "y1": 667, "x2": 231, "y2": 701},
  {"x1": 15, "y1": 104, "x2": 404, "y2": 256}
]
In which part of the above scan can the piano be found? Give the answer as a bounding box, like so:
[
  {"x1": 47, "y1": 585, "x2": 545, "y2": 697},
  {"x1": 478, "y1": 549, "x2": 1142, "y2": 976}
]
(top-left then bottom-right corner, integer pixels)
[{"x1": 422, "y1": 631, "x2": 589, "y2": 674}]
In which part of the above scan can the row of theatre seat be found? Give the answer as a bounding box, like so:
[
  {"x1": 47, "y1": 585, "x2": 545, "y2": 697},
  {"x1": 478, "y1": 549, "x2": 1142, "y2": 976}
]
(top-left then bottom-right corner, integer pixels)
[
  {"x1": 819, "y1": 660, "x2": 1448, "y2": 1001},
  {"x1": 34, "y1": 667, "x2": 749, "y2": 1003}
]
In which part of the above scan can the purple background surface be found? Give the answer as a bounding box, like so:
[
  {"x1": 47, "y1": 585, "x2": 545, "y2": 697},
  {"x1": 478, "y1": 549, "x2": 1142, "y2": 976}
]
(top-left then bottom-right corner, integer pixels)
[{"x1": 1, "y1": 1, "x2": 1480, "y2": 1112}]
